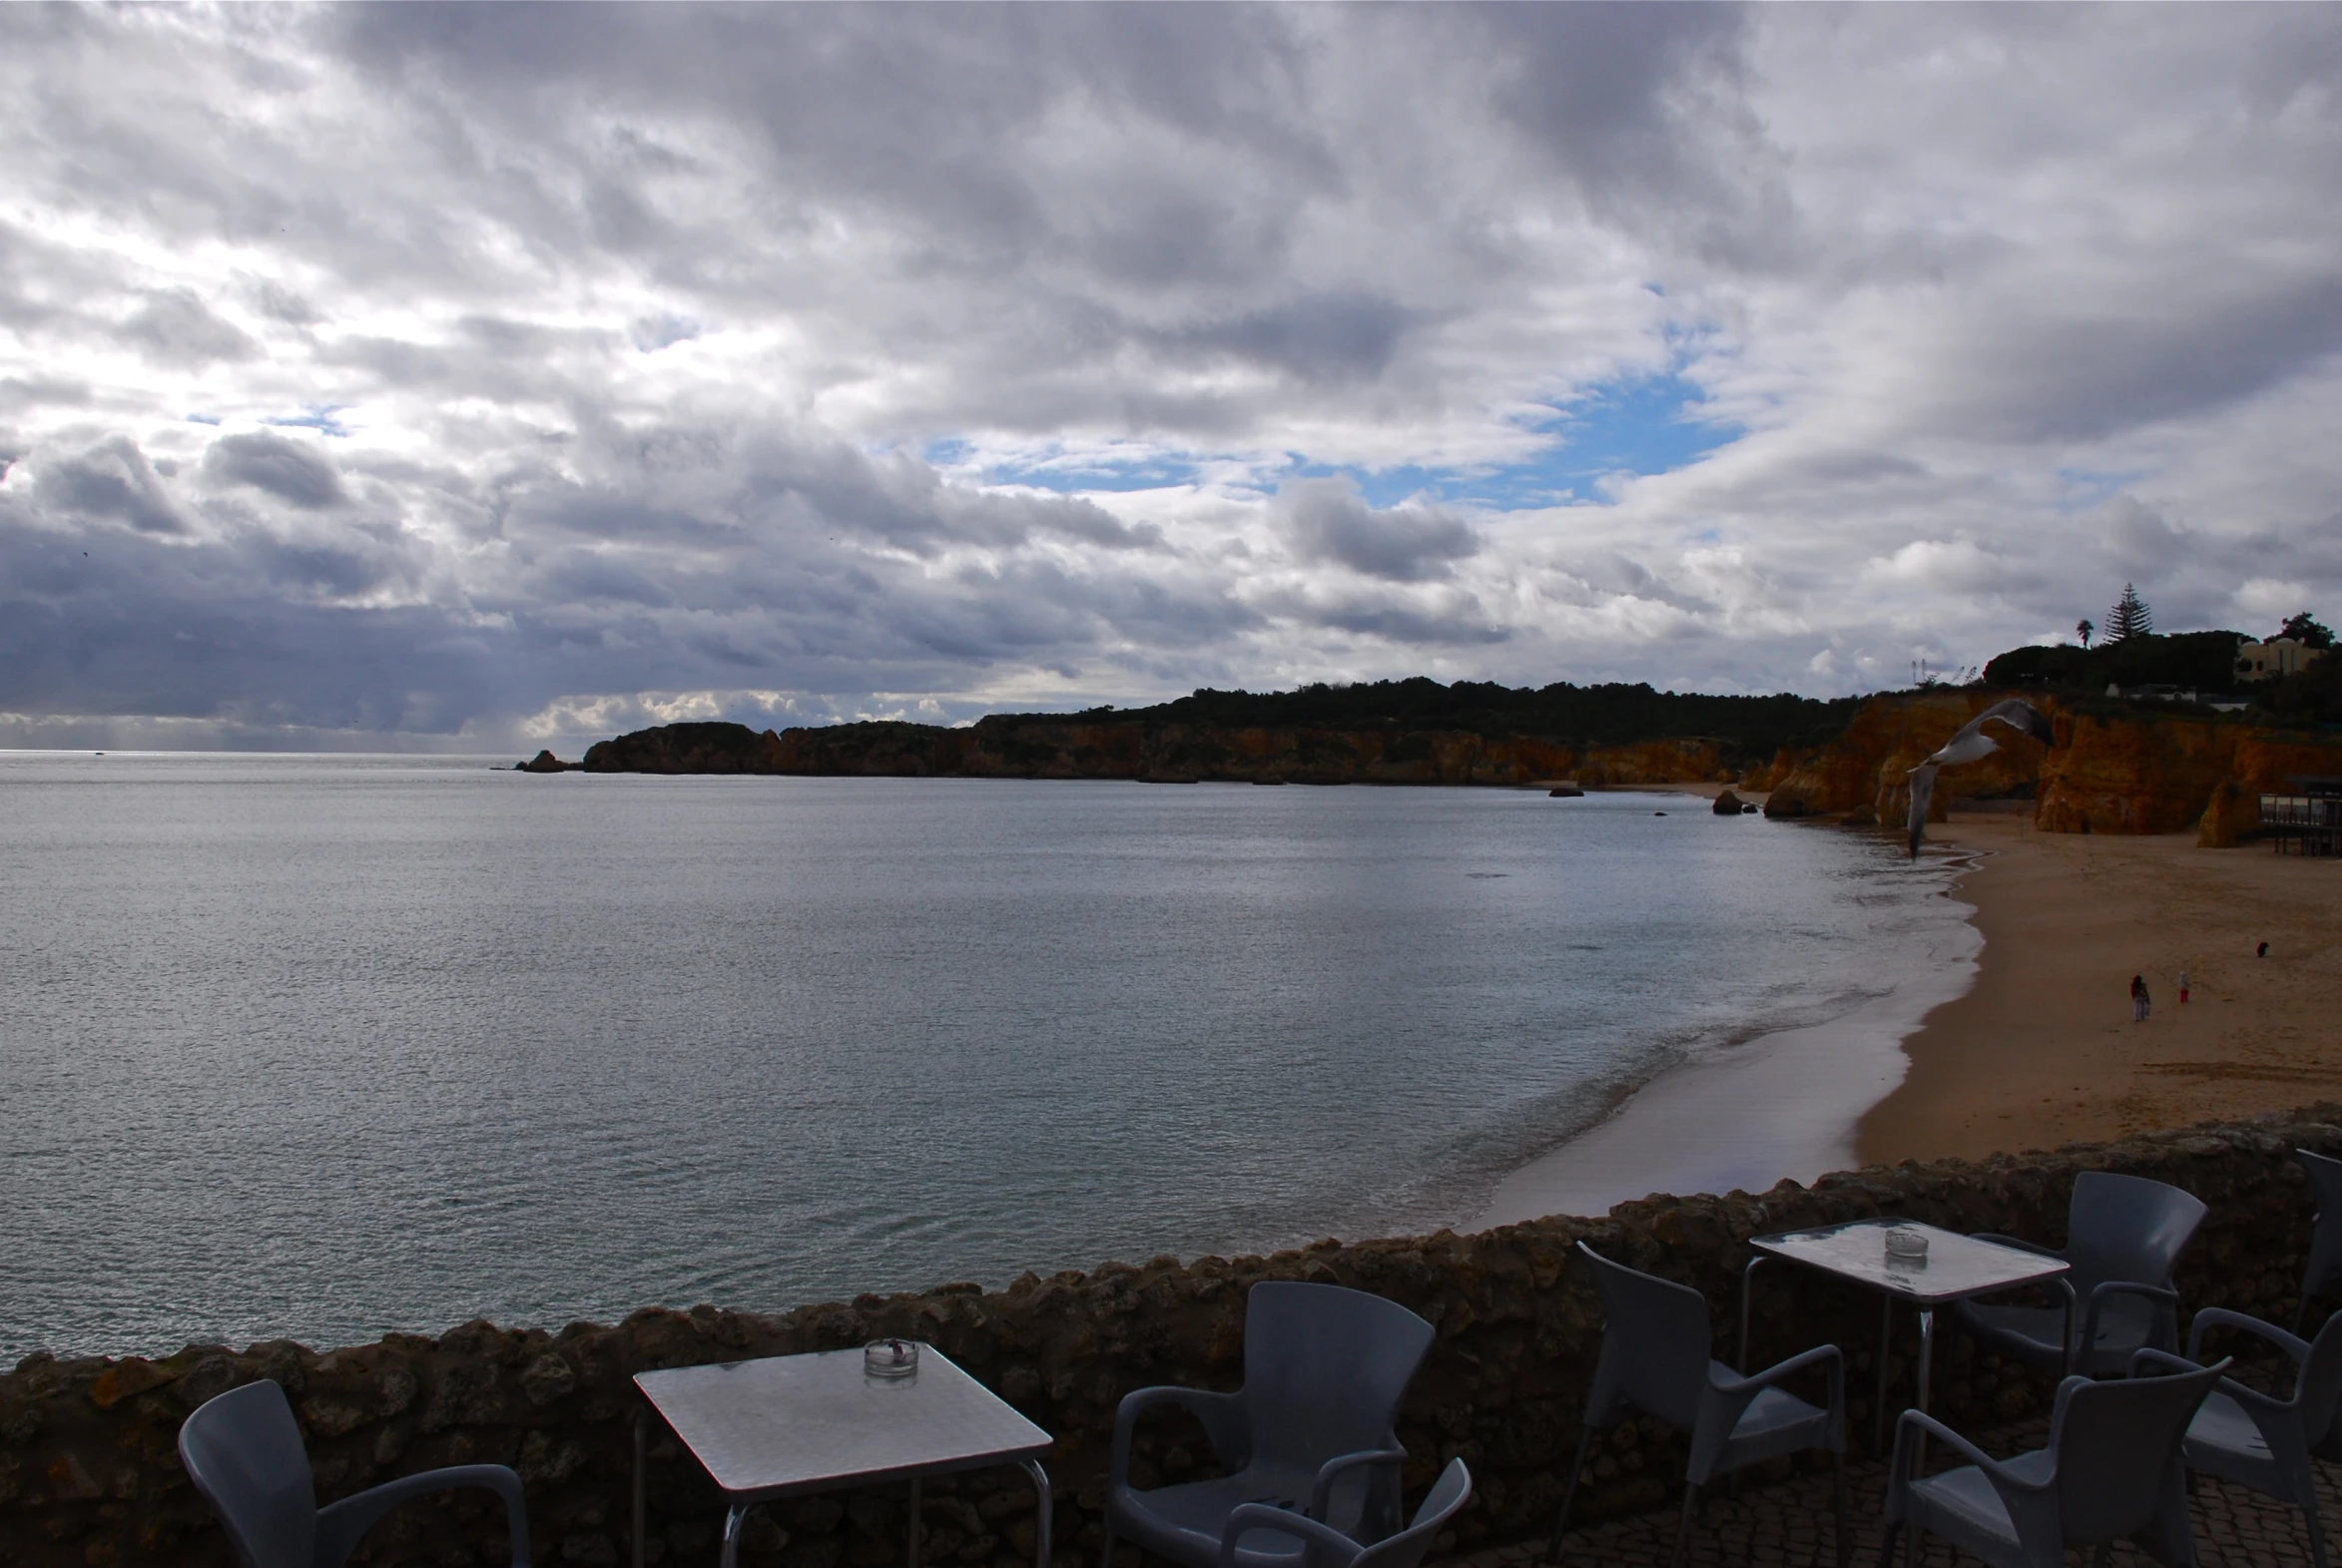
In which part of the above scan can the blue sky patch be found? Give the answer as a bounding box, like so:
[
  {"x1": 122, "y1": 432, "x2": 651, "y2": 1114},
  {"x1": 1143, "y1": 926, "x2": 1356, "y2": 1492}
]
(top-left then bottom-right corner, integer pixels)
[
  {"x1": 267, "y1": 406, "x2": 352, "y2": 438},
  {"x1": 948, "y1": 370, "x2": 1738, "y2": 511}
]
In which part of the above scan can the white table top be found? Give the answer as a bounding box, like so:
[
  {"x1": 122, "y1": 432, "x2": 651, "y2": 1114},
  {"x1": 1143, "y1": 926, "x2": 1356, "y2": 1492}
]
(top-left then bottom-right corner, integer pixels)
[
  {"x1": 636, "y1": 1344, "x2": 1051, "y2": 1498},
  {"x1": 1752, "y1": 1218, "x2": 2068, "y2": 1307}
]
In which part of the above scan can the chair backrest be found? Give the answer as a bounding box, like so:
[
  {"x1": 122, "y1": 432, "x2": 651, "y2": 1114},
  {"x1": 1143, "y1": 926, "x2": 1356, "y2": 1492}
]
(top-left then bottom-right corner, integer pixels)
[
  {"x1": 177, "y1": 1379, "x2": 318, "y2": 1568},
  {"x1": 1575, "y1": 1244, "x2": 1714, "y2": 1433},
  {"x1": 2048, "y1": 1359, "x2": 2224, "y2": 1546},
  {"x1": 1351, "y1": 1459, "x2": 1472, "y2": 1568},
  {"x1": 2062, "y1": 1171, "x2": 2205, "y2": 1298},
  {"x1": 2298, "y1": 1309, "x2": 2342, "y2": 1461},
  {"x1": 2298, "y1": 1150, "x2": 2342, "y2": 1292},
  {"x1": 1242, "y1": 1282, "x2": 1435, "y2": 1477}
]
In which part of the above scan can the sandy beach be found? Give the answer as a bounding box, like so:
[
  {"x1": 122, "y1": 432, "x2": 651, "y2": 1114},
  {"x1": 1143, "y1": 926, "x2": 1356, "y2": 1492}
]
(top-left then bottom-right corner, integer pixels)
[
  {"x1": 1857, "y1": 814, "x2": 2342, "y2": 1164},
  {"x1": 1473, "y1": 804, "x2": 2342, "y2": 1228}
]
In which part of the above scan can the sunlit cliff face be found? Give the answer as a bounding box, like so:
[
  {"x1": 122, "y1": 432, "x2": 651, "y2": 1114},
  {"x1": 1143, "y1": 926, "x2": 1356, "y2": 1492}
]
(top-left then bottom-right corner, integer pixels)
[{"x1": 3, "y1": 5, "x2": 2341, "y2": 750}]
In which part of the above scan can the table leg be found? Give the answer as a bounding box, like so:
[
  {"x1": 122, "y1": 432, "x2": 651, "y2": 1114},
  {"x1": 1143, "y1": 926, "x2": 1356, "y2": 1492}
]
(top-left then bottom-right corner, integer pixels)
[
  {"x1": 1874, "y1": 1295, "x2": 1895, "y2": 1457},
  {"x1": 1738, "y1": 1256, "x2": 1770, "y2": 1374},
  {"x1": 1912, "y1": 1309, "x2": 1936, "y2": 1471},
  {"x1": 721, "y1": 1502, "x2": 749, "y2": 1568},
  {"x1": 1021, "y1": 1459, "x2": 1053, "y2": 1568},
  {"x1": 908, "y1": 1476, "x2": 922, "y2": 1568},
  {"x1": 634, "y1": 1409, "x2": 648, "y2": 1568}
]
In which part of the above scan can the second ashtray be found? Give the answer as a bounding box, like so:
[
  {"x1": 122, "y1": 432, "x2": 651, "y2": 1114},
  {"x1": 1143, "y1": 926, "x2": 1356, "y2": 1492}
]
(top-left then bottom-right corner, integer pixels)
[{"x1": 864, "y1": 1338, "x2": 919, "y2": 1378}]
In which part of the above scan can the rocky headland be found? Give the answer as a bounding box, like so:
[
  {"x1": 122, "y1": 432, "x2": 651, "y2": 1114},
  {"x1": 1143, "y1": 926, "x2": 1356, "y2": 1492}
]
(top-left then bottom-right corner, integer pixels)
[{"x1": 539, "y1": 681, "x2": 2342, "y2": 841}]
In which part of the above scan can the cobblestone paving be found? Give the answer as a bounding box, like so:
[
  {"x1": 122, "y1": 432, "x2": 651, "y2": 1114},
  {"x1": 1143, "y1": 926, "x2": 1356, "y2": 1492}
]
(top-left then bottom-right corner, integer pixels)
[{"x1": 1437, "y1": 1416, "x2": 2341, "y2": 1567}]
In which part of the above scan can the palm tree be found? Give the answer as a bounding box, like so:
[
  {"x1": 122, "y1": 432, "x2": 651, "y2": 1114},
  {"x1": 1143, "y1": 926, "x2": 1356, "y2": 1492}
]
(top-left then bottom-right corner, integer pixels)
[
  {"x1": 2075, "y1": 617, "x2": 2094, "y2": 649},
  {"x1": 2105, "y1": 585, "x2": 2152, "y2": 643}
]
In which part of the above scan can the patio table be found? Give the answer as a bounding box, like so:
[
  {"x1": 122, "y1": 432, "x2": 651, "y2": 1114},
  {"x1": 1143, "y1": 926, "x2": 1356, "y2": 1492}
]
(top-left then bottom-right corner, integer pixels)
[
  {"x1": 633, "y1": 1343, "x2": 1054, "y2": 1568},
  {"x1": 1740, "y1": 1218, "x2": 2068, "y2": 1458}
]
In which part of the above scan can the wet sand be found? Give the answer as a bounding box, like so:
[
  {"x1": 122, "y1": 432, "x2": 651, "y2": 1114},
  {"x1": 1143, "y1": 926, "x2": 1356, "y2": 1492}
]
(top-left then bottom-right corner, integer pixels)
[{"x1": 1471, "y1": 808, "x2": 2342, "y2": 1229}]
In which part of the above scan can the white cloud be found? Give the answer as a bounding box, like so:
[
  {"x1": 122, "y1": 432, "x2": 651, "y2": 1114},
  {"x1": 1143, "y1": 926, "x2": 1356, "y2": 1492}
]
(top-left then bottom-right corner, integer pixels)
[{"x1": 1, "y1": 4, "x2": 2338, "y2": 747}]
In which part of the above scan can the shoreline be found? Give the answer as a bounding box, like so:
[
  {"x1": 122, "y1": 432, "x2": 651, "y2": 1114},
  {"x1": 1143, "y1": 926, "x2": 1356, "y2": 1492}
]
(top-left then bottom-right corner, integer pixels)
[
  {"x1": 1469, "y1": 818, "x2": 1979, "y2": 1227},
  {"x1": 1473, "y1": 811, "x2": 2342, "y2": 1228}
]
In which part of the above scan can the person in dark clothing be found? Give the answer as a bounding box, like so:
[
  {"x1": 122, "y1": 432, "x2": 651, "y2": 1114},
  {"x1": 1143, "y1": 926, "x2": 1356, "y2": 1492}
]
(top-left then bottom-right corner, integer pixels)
[{"x1": 2130, "y1": 973, "x2": 2151, "y2": 1022}]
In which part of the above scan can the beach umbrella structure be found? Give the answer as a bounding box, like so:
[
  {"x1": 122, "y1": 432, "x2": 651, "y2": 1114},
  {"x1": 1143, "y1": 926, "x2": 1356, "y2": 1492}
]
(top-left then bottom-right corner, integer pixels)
[{"x1": 1906, "y1": 699, "x2": 2055, "y2": 857}]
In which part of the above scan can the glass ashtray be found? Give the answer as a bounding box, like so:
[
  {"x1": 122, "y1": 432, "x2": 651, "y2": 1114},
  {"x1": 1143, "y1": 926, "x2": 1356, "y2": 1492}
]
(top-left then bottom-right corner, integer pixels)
[
  {"x1": 864, "y1": 1338, "x2": 919, "y2": 1378},
  {"x1": 1884, "y1": 1228, "x2": 1930, "y2": 1264}
]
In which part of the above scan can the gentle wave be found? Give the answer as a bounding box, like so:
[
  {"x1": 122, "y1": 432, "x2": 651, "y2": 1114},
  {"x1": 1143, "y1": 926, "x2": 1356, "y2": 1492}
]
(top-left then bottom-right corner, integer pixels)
[{"x1": 0, "y1": 755, "x2": 1968, "y2": 1358}]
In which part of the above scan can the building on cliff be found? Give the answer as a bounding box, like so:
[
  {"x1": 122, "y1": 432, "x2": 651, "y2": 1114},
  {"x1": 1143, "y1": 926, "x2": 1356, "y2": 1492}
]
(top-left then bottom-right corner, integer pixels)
[{"x1": 2237, "y1": 637, "x2": 2325, "y2": 681}]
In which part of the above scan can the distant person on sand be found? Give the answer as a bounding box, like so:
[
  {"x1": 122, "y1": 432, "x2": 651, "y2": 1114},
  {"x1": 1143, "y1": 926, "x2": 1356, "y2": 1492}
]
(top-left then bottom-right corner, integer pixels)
[
  {"x1": 2178, "y1": 970, "x2": 2189, "y2": 1004},
  {"x1": 2259, "y1": 941, "x2": 2270, "y2": 958},
  {"x1": 2131, "y1": 974, "x2": 2150, "y2": 1022}
]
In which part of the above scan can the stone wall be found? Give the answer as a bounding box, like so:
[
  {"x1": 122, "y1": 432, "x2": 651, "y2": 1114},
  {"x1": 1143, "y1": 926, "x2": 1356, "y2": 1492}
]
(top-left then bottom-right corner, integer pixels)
[{"x1": 6, "y1": 1112, "x2": 2338, "y2": 1568}]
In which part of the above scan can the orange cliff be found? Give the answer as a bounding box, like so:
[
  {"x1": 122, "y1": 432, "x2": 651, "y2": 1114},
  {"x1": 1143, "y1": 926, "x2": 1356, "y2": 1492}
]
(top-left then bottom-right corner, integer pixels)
[
  {"x1": 778, "y1": 718, "x2": 1736, "y2": 786},
  {"x1": 1756, "y1": 691, "x2": 2342, "y2": 836}
]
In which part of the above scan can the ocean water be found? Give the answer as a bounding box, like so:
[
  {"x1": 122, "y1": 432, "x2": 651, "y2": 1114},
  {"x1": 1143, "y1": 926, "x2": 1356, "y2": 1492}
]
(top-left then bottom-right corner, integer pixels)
[{"x1": 0, "y1": 754, "x2": 1966, "y2": 1361}]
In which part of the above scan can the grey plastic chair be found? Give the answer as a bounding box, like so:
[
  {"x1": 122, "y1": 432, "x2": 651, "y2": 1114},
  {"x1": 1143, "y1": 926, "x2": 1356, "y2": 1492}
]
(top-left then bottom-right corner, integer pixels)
[
  {"x1": 1104, "y1": 1281, "x2": 1437, "y2": 1568},
  {"x1": 1217, "y1": 1458, "x2": 1471, "y2": 1568},
  {"x1": 2295, "y1": 1149, "x2": 2342, "y2": 1333},
  {"x1": 2140, "y1": 1307, "x2": 2342, "y2": 1568},
  {"x1": 1954, "y1": 1170, "x2": 2206, "y2": 1377},
  {"x1": 1548, "y1": 1244, "x2": 1848, "y2": 1568},
  {"x1": 1879, "y1": 1356, "x2": 2227, "y2": 1568},
  {"x1": 179, "y1": 1378, "x2": 532, "y2": 1568}
]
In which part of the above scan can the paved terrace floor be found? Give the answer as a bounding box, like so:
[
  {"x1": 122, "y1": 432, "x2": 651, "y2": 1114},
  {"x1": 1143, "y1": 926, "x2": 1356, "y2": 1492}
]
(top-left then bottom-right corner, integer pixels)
[{"x1": 1438, "y1": 1415, "x2": 2341, "y2": 1567}]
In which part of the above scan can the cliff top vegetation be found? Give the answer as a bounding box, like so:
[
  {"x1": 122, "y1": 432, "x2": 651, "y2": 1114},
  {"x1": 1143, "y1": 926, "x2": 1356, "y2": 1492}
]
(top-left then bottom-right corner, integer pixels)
[
  {"x1": 1982, "y1": 629, "x2": 2247, "y2": 696},
  {"x1": 987, "y1": 677, "x2": 1867, "y2": 752}
]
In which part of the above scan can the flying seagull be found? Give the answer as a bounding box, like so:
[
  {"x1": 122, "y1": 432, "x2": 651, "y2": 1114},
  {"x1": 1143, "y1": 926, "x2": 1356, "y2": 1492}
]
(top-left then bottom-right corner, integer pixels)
[{"x1": 1906, "y1": 698, "x2": 2054, "y2": 857}]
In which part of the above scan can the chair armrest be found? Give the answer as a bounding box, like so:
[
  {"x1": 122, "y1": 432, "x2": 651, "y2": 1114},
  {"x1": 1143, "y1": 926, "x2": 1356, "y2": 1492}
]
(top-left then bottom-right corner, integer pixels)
[
  {"x1": 2133, "y1": 1346, "x2": 2293, "y2": 1419},
  {"x1": 2187, "y1": 1307, "x2": 2311, "y2": 1366},
  {"x1": 1112, "y1": 1386, "x2": 1249, "y2": 1485},
  {"x1": 1890, "y1": 1409, "x2": 2049, "y2": 1495},
  {"x1": 315, "y1": 1464, "x2": 531, "y2": 1568},
  {"x1": 1973, "y1": 1234, "x2": 2064, "y2": 1261},
  {"x1": 1712, "y1": 1341, "x2": 1842, "y2": 1399},
  {"x1": 1308, "y1": 1448, "x2": 1406, "y2": 1523},
  {"x1": 1218, "y1": 1503, "x2": 1361, "y2": 1568}
]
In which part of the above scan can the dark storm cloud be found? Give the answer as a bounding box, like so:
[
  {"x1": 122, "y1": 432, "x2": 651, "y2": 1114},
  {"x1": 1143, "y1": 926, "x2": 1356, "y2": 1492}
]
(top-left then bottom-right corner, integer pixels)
[
  {"x1": 204, "y1": 431, "x2": 347, "y2": 510},
  {"x1": 120, "y1": 289, "x2": 261, "y2": 365},
  {"x1": 32, "y1": 437, "x2": 188, "y2": 535},
  {"x1": 1280, "y1": 479, "x2": 1479, "y2": 583}
]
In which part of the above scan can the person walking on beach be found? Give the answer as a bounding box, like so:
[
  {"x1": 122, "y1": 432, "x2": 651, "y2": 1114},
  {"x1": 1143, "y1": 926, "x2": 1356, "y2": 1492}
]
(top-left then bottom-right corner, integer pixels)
[
  {"x1": 2179, "y1": 970, "x2": 2190, "y2": 1004},
  {"x1": 2131, "y1": 973, "x2": 2151, "y2": 1022}
]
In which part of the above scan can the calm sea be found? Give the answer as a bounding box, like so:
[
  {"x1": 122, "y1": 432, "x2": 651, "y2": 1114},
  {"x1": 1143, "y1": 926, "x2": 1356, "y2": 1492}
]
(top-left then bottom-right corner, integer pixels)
[{"x1": 0, "y1": 754, "x2": 1963, "y2": 1360}]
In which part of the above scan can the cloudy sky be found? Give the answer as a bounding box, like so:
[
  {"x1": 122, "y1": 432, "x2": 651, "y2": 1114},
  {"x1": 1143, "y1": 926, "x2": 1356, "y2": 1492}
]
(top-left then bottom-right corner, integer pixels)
[{"x1": 4, "y1": 4, "x2": 2339, "y2": 750}]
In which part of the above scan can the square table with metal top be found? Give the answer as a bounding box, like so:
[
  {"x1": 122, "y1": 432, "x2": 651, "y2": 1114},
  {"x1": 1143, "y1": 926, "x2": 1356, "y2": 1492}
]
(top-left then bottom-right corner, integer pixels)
[
  {"x1": 1739, "y1": 1218, "x2": 2069, "y2": 1457},
  {"x1": 633, "y1": 1343, "x2": 1055, "y2": 1568}
]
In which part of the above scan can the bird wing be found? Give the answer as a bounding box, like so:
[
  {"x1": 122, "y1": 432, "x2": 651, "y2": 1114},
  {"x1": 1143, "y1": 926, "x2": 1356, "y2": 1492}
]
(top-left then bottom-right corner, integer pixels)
[
  {"x1": 1906, "y1": 763, "x2": 1939, "y2": 857},
  {"x1": 1974, "y1": 697, "x2": 2054, "y2": 748},
  {"x1": 1904, "y1": 699, "x2": 2049, "y2": 858},
  {"x1": 1917, "y1": 698, "x2": 2052, "y2": 770}
]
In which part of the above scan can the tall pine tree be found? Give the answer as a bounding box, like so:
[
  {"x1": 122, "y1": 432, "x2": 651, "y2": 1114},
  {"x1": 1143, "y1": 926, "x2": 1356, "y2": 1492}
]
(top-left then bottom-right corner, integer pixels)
[{"x1": 2105, "y1": 584, "x2": 2153, "y2": 642}]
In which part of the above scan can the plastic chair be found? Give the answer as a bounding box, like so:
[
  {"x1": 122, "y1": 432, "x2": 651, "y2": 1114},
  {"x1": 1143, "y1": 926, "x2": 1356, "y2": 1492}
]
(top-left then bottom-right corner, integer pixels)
[
  {"x1": 2141, "y1": 1307, "x2": 2342, "y2": 1568},
  {"x1": 1104, "y1": 1281, "x2": 1436, "y2": 1568},
  {"x1": 1954, "y1": 1170, "x2": 2206, "y2": 1376},
  {"x1": 1879, "y1": 1356, "x2": 2227, "y2": 1568},
  {"x1": 1547, "y1": 1244, "x2": 1848, "y2": 1568},
  {"x1": 179, "y1": 1378, "x2": 532, "y2": 1568},
  {"x1": 2295, "y1": 1149, "x2": 2342, "y2": 1333},
  {"x1": 1217, "y1": 1458, "x2": 1471, "y2": 1568}
]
